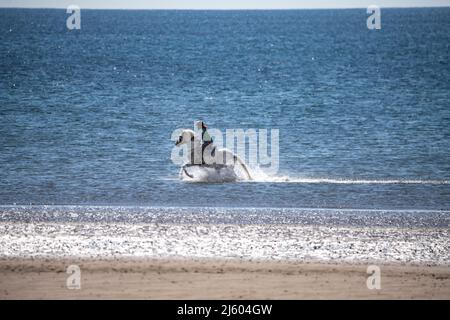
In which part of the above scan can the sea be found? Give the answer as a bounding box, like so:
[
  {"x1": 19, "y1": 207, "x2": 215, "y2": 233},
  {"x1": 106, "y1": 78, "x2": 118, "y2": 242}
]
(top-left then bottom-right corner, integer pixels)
[{"x1": 0, "y1": 8, "x2": 449, "y2": 264}]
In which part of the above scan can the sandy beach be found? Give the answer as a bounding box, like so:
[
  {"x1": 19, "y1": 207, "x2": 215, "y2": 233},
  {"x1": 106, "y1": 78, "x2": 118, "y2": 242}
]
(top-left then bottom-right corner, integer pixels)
[
  {"x1": 1, "y1": 206, "x2": 449, "y2": 299},
  {"x1": 1, "y1": 258, "x2": 449, "y2": 299},
  {"x1": 2, "y1": 4, "x2": 450, "y2": 303}
]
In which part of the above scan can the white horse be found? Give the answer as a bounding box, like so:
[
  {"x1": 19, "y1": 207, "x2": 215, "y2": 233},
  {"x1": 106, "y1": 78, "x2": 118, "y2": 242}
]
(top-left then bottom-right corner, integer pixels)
[{"x1": 174, "y1": 129, "x2": 252, "y2": 180}]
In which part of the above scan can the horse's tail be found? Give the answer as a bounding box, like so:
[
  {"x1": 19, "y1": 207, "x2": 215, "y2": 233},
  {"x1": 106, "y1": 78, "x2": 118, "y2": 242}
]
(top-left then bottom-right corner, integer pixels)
[{"x1": 234, "y1": 155, "x2": 252, "y2": 180}]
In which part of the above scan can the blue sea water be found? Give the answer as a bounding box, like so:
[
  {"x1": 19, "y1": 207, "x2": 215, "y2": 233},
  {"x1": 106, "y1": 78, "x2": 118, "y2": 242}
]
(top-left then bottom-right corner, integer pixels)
[{"x1": 1, "y1": 8, "x2": 450, "y2": 210}]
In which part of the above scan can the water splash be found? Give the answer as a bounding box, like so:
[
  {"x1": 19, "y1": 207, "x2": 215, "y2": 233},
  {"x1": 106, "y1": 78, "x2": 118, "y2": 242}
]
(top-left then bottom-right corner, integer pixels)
[
  {"x1": 180, "y1": 165, "x2": 240, "y2": 182},
  {"x1": 179, "y1": 165, "x2": 449, "y2": 185},
  {"x1": 248, "y1": 167, "x2": 450, "y2": 184}
]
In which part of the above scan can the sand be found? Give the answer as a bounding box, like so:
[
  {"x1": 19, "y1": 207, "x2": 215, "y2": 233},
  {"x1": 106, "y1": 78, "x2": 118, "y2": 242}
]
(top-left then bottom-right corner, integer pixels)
[
  {"x1": 0, "y1": 258, "x2": 449, "y2": 299},
  {"x1": 1, "y1": 207, "x2": 448, "y2": 299}
]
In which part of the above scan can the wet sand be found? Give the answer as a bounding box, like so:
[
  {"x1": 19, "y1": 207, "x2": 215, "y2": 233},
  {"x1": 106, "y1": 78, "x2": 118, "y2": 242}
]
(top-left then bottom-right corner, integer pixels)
[
  {"x1": 0, "y1": 258, "x2": 449, "y2": 299},
  {"x1": 1, "y1": 207, "x2": 448, "y2": 299}
]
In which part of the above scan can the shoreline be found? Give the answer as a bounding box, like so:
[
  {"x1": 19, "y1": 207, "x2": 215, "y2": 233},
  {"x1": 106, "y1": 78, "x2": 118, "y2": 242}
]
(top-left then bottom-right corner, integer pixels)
[
  {"x1": 1, "y1": 221, "x2": 448, "y2": 265},
  {"x1": 1, "y1": 207, "x2": 448, "y2": 299},
  {"x1": 1, "y1": 257, "x2": 449, "y2": 299}
]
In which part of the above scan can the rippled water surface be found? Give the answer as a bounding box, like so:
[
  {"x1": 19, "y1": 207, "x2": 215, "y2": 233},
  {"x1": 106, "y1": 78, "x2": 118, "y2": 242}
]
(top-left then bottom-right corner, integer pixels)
[{"x1": 1, "y1": 8, "x2": 449, "y2": 209}]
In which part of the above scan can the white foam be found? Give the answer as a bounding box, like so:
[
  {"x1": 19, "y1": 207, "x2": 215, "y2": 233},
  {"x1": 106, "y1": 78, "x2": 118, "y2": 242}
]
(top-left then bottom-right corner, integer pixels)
[
  {"x1": 177, "y1": 165, "x2": 449, "y2": 185},
  {"x1": 180, "y1": 165, "x2": 240, "y2": 183},
  {"x1": 242, "y1": 167, "x2": 449, "y2": 184}
]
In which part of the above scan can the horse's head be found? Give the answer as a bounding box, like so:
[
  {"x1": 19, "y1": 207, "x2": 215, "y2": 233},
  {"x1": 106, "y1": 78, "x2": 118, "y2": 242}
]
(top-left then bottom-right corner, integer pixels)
[{"x1": 174, "y1": 129, "x2": 195, "y2": 147}]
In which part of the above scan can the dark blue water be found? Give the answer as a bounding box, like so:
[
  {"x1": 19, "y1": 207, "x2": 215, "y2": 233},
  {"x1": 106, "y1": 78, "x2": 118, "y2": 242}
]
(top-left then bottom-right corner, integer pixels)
[{"x1": 1, "y1": 8, "x2": 449, "y2": 209}]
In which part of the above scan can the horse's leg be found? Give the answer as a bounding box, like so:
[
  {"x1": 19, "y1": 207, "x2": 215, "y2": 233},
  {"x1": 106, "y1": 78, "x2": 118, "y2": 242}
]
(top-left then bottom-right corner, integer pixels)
[
  {"x1": 231, "y1": 152, "x2": 252, "y2": 180},
  {"x1": 182, "y1": 164, "x2": 194, "y2": 179}
]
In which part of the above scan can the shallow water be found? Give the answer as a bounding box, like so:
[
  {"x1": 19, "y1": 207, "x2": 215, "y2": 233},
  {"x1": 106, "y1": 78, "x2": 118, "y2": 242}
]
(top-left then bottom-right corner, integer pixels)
[
  {"x1": 0, "y1": 205, "x2": 448, "y2": 264},
  {"x1": 1, "y1": 8, "x2": 450, "y2": 209},
  {"x1": 1, "y1": 205, "x2": 449, "y2": 228},
  {"x1": 1, "y1": 8, "x2": 449, "y2": 263}
]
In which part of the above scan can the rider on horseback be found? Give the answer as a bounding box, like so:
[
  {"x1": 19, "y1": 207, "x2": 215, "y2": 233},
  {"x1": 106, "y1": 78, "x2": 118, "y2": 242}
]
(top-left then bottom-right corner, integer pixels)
[{"x1": 196, "y1": 120, "x2": 213, "y2": 165}]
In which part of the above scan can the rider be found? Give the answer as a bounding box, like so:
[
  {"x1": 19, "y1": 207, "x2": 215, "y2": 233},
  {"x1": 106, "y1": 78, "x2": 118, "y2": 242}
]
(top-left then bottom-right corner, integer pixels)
[{"x1": 196, "y1": 120, "x2": 213, "y2": 164}]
